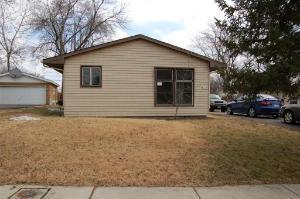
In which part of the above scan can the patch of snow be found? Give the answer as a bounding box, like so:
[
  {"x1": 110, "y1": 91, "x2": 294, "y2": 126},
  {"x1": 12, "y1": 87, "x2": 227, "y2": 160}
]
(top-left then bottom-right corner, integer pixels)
[{"x1": 10, "y1": 115, "x2": 40, "y2": 121}]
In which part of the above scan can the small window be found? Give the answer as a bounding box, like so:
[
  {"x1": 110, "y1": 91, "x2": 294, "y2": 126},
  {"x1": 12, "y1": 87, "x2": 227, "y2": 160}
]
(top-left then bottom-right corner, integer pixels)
[
  {"x1": 155, "y1": 68, "x2": 194, "y2": 106},
  {"x1": 81, "y1": 66, "x2": 101, "y2": 87}
]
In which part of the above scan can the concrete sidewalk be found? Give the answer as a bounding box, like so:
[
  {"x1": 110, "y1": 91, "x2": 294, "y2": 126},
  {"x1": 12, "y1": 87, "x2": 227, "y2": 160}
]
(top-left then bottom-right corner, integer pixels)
[{"x1": 1, "y1": 184, "x2": 300, "y2": 199}]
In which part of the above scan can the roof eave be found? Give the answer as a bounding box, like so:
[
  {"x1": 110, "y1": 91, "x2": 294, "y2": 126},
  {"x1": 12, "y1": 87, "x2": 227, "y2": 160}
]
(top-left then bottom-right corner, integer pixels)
[
  {"x1": 0, "y1": 71, "x2": 59, "y2": 87},
  {"x1": 208, "y1": 59, "x2": 226, "y2": 72},
  {"x1": 42, "y1": 34, "x2": 227, "y2": 72},
  {"x1": 42, "y1": 57, "x2": 65, "y2": 72}
]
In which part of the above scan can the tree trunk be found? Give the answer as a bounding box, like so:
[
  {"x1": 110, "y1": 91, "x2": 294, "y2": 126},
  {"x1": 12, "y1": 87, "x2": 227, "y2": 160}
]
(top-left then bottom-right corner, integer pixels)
[{"x1": 7, "y1": 54, "x2": 10, "y2": 72}]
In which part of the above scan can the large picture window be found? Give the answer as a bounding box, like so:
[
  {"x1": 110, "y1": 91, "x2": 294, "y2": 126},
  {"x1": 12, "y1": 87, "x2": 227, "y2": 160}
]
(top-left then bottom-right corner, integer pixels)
[
  {"x1": 155, "y1": 68, "x2": 194, "y2": 106},
  {"x1": 81, "y1": 66, "x2": 102, "y2": 87}
]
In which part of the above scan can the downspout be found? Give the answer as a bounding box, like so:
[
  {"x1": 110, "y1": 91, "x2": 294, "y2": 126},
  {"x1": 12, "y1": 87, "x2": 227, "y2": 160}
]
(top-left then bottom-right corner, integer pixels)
[{"x1": 208, "y1": 62, "x2": 212, "y2": 115}]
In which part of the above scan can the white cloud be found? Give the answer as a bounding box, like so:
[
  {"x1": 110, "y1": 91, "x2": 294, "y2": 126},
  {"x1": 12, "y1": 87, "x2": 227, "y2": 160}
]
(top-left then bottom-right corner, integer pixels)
[
  {"x1": 112, "y1": 27, "x2": 129, "y2": 40},
  {"x1": 124, "y1": 0, "x2": 219, "y2": 24},
  {"x1": 118, "y1": 0, "x2": 222, "y2": 49}
]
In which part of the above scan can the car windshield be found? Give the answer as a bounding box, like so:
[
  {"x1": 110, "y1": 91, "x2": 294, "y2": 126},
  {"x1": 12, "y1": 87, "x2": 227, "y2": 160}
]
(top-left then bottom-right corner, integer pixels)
[
  {"x1": 257, "y1": 94, "x2": 278, "y2": 100},
  {"x1": 210, "y1": 94, "x2": 221, "y2": 100}
]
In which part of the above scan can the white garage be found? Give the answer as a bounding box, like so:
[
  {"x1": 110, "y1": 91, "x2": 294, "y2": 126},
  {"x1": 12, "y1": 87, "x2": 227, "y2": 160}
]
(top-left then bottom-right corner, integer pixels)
[
  {"x1": 0, "y1": 87, "x2": 46, "y2": 105},
  {"x1": 0, "y1": 68, "x2": 59, "y2": 107}
]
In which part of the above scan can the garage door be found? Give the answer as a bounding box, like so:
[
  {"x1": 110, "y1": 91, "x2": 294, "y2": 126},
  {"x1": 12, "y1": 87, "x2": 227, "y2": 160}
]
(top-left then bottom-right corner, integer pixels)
[{"x1": 0, "y1": 87, "x2": 46, "y2": 105}]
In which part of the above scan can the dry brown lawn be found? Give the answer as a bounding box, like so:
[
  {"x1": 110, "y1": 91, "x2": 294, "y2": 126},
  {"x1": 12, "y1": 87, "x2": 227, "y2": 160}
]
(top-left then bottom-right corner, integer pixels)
[{"x1": 0, "y1": 107, "x2": 300, "y2": 186}]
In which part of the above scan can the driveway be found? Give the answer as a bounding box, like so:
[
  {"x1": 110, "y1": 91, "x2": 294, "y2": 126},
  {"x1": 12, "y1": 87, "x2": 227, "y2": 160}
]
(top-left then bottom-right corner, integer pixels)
[
  {"x1": 210, "y1": 111, "x2": 300, "y2": 132},
  {"x1": 0, "y1": 105, "x2": 35, "y2": 109}
]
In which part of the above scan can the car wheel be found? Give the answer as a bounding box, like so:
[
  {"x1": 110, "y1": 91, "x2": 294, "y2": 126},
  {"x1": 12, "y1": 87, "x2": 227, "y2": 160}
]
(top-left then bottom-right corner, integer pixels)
[
  {"x1": 283, "y1": 111, "x2": 295, "y2": 124},
  {"x1": 221, "y1": 107, "x2": 226, "y2": 112},
  {"x1": 226, "y1": 106, "x2": 233, "y2": 115},
  {"x1": 248, "y1": 107, "x2": 256, "y2": 118},
  {"x1": 209, "y1": 107, "x2": 214, "y2": 112}
]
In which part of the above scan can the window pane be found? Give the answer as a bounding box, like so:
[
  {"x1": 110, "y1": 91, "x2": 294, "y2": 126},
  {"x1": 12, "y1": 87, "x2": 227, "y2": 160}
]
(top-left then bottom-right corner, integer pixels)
[
  {"x1": 176, "y1": 82, "x2": 193, "y2": 105},
  {"x1": 176, "y1": 69, "x2": 193, "y2": 80},
  {"x1": 176, "y1": 82, "x2": 192, "y2": 93},
  {"x1": 176, "y1": 93, "x2": 193, "y2": 105},
  {"x1": 82, "y1": 67, "x2": 90, "y2": 86},
  {"x1": 156, "y1": 69, "x2": 173, "y2": 81},
  {"x1": 157, "y1": 92, "x2": 173, "y2": 104},
  {"x1": 156, "y1": 82, "x2": 173, "y2": 104},
  {"x1": 157, "y1": 82, "x2": 173, "y2": 92},
  {"x1": 92, "y1": 67, "x2": 101, "y2": 86}
]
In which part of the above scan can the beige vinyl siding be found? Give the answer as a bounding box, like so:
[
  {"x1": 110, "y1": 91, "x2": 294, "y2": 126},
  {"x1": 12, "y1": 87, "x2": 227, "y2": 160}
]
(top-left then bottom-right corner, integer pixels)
[{"x1": 63, "y1": 39, "x2": 209, "y2": 117}]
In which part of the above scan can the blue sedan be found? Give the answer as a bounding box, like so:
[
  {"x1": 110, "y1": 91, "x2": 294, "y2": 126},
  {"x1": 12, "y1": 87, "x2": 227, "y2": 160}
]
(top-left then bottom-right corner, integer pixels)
[{"x1": 227, "y1": 94, "x2": 282, "y2": 118}]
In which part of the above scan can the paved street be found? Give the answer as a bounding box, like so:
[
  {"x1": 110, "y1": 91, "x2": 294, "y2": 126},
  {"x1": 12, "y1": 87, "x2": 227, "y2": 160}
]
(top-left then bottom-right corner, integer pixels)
[
  {"x1": 210, "y1": 111, "x2": 300, "y2": 132},
  {"x1": 1, "y1": 184, "x2": 300, "y2": 199}
]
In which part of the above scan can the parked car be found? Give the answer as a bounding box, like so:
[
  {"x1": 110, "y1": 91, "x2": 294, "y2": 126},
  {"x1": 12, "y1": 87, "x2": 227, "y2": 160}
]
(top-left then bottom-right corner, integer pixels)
[
  {"x1": 279, "y1": 104, "x2": 300, "y2": 124},
  {"x1": 227, "y1": 94, "x2": 281, "y2": 118},
  {"x1": 210, "y1": 94, "x2": 227, "y2": 112}
]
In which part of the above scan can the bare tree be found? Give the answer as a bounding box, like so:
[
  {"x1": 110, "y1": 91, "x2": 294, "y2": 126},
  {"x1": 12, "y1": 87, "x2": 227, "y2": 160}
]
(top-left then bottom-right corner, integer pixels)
[
  {"x1": 210, "y1": 73, "x2": 224, "y2": 94},
  {"x1": 0, "y1": 0, "x2": 29, "y2": 72},
  {"x1": 193, "y1": 23, "x2": 240, "y2": 96},
  {"x1": 193, "y1": 23, "x2": 237, "y2": 68},
  {"x1": 30, "y1": 0, "x2": 127, "y2": 57}
]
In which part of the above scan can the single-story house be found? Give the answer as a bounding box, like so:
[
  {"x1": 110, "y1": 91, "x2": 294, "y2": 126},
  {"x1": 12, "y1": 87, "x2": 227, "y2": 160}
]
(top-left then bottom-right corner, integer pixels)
[
  {"x1": 0, "y1": 68, "x2": 59, "y2": 106},
  {"x1": 43, "y1": 34, "x2": 224, "y2": 117}
]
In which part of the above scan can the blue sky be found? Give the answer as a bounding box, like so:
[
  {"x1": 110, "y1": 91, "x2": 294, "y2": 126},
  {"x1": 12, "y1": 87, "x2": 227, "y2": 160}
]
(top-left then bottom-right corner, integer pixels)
[{"x1": 24, "y1": 0, "x2": 222, "y2": 86}]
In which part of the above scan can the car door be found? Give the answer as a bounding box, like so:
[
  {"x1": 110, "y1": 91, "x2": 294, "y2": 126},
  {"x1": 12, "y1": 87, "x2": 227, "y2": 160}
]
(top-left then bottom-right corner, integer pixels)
[
  {"x1": 294, "y1": 105, "x2": 300, "y2": 121},
  {"x1": 240, "y1": 96, "x2": 254, "y2": 114},
  {"x1": 233, "y1": 96, "x2": 245, "y2": 114}
]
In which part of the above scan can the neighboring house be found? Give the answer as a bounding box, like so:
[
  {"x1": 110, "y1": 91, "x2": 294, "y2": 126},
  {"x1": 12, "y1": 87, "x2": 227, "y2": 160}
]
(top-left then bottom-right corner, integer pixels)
[
  {"x1": 0, "y1": 68, "x2": 59, "y2": 106},
  {"x1": 43, "y1": 34, "x2": 224, "y2": 117}
]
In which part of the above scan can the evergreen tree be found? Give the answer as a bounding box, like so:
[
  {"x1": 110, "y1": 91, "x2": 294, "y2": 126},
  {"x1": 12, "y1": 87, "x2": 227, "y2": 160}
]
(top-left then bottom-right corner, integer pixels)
[{"x1": 215, "y1": 0, "x2": 300, "y2": 97}]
